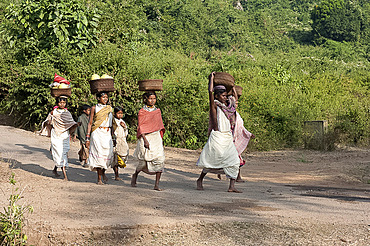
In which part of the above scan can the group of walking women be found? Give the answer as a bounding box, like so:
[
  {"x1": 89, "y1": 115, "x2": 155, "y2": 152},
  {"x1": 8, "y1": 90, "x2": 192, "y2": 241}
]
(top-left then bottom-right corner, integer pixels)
[{"x1": 44, "y1": 72, "x2": 254, "y2": 192}]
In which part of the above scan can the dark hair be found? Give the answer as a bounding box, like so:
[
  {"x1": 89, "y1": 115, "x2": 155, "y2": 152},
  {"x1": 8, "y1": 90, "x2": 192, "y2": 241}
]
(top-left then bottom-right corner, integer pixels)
[
  {"x1": 96, "y1": 92, "x2": 108, "y2": 98},
  {"x1": 114, "y1": 106, "x2": 124, "y2": 114},
  {"x1": 142, "y1": 91, "x2": 156, "y2": 103},
  {"x1": 81, "y1": 104, "x2": 91, "y2": 111},
  {"x1": 56, "y1": 97, "x2": 68, "y2": 106},
  {"x1": 214, "y1": 88, "x2": 226, "y2": 99}
]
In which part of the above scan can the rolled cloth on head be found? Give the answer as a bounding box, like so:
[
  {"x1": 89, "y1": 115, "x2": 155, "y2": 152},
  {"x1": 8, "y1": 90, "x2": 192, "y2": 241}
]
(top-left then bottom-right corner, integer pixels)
[{"x1": 213, "y1": 85, "x2": 226, "y2": 91}]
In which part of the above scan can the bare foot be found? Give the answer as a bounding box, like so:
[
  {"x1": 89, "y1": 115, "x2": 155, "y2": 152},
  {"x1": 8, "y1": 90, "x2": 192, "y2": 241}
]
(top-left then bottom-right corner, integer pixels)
[
  {"x1": 131, "y1": 174, "x2": 137, "y2": 187},
  {"x1": 53, "y1": 170, "x2": 61, "y2": 177},
  {"x1": 196, "y1": 179, "x2": 204, "y2": 190},
  {"x1": 102, "y1": 175, "x2": 108, "y2": 183},
  {"x1": 236, "y1": 179, "x2": 245, "y2": 183},
  {"x1": 228, "y1": 188, "x2": 242, "y2": 193},
  {"x1": 154, "y1": 186, "x2": 162, "y2": 191},
  {"x1": 115, "y1": 177, "x2": 122, "y2": 181},
  {"x1": 217, "y1": 174, "x2": 222, "y2": 180},
  {"x1": 97, "y1": 180, "x2": 104, "y2": 185},
  {"x1": 63, "y1": 177, "x2": 68, "y2": 181}
]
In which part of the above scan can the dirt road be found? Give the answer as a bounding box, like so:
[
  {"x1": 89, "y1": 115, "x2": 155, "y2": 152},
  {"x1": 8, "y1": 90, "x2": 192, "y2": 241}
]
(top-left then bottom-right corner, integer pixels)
[{"x1": 0, "y1": 125, "x2": 369, "y2": 245}]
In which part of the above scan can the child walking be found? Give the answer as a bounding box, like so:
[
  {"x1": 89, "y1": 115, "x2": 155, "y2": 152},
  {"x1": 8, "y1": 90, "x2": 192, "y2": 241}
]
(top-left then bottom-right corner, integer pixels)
[
  {"x1": 47, "y1": 96, "x2": 78, "y2": 181},
  {"x1": 131, "y1": 91, "x2": 165, "y2": 191},
  {"x1": 85, "y1": 92, "x2": 115, "y2": 185},
  {"x1": 112, "y1": 106, "x2": 129, "y2": 181},
  {"x1": 74, "y1": 104, "x2": 91, "y2": 167}
]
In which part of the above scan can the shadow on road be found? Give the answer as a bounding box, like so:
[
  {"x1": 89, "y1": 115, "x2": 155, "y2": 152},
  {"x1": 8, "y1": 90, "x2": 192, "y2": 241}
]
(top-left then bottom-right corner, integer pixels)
[{"x1": 286, "y1": 184, "x2": 370, "y2": 202}]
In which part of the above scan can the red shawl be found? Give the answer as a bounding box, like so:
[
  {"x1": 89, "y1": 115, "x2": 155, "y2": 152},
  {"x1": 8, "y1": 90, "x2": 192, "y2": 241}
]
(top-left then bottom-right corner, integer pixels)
[{"x1": 136, "y1": 108, "x2": 165, "y2": 139}]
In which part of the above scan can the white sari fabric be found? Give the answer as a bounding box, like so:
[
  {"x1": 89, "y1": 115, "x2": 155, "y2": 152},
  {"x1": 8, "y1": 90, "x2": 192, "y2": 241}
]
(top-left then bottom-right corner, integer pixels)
[
  {"x1": 88, "y1": 104, "x2": 114, "y2": 170},
  {"x1": 51, "y1": 127, "x2": 70, "y2": 168},
  {"x1": 197, "y1": 106, "x2": 240, "y2": 179},
  {"x1": 111, "y1": 118, "x2": 129, "y2": 167},
  {"x1": 114, "y1": 118, "x2": 129, "y2": 157},
  {"x1": 134, "y1": 130, "x2": 165, "y2": 173},
  {"x1": 50, "y1": 108, "x2": 75, "y2": 168}
]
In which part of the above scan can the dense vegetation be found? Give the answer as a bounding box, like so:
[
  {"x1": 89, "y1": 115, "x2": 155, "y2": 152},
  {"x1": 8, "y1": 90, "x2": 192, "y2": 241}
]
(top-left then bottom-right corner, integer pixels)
[{"x1": 0, "y1": 0, "x2": 369, "y2": 150}]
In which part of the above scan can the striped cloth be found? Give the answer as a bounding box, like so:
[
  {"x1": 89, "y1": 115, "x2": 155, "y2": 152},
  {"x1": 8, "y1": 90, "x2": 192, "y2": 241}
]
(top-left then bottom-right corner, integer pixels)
[{"x1": 233, "y1": 112, "x2": 252, "y2": 166}]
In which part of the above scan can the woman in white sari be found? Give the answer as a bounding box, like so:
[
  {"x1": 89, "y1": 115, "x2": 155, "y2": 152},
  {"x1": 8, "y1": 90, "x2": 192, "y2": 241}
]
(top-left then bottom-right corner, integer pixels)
[
  {"x1": 86, "y1": 92, "x2": 115, "y2": 185},
  {"x1": 47, "y1": 96, "x2": 78, "y2": 181},
  {"x1": 196, "y1": 72, "x2": 241, "y2": 192}
]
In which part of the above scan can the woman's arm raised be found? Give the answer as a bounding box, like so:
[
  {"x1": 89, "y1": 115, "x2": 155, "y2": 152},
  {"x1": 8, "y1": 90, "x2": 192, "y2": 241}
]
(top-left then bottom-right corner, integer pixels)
[{"x1": 208, "y1": 72, "x2": 218, "y2": 132}]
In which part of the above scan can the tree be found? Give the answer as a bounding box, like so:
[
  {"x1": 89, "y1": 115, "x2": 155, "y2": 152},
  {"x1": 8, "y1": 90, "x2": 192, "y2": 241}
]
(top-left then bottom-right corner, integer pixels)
[
  {"x1": 311, "y1": 0, "x2": 363, "y2": 42},
  {"x1": 2, "y1": 0, "x2": 100, "y2": 57}
]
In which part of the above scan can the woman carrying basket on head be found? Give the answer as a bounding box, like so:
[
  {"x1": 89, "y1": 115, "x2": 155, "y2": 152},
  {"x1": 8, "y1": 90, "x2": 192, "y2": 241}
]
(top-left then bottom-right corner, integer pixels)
[
  {"x1": 85, "y1": 92, "x2": 116, "y2": 185},
  {"x1": 131, "y1": 91, "x2": 165, "y2": 191},
  {"x1": 196, "y1": 72, "x2": 241, "y2": 193}
]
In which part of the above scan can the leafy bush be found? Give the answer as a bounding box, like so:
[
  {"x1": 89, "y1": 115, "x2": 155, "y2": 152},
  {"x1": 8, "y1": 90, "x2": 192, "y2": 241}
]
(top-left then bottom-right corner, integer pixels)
[
  {"x1": 2, "y1": 0, "x2": 100, "y2": 58},
  {"x1": 0, "y1": 0, "x2": 369, "y2": 150},
  {"x1": 311, "y1": 0, "x2": 363, "y2": 42},
  {"x1": 0, "y1": 174, "x2": 33, "y2": 246}
]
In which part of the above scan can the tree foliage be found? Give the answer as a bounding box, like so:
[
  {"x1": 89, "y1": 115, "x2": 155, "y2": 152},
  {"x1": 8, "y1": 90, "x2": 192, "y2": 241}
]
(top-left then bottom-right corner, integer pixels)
[
  {"x1": 0, "y1": 0, "x2": 369, "y2": 150},
  {"x1": 2, "y1": 0, "x2": 100, "y2": 59},
  {"x1": 311, "y1": 0, "x2": 363, "y2": 42}
]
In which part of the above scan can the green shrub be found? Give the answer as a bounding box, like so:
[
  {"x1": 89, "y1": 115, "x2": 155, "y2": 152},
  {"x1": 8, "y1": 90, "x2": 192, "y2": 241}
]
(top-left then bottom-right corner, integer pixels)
[
  {"x1": 311, "y1": 0, "x2": 363, "y2": 42},
  {"x1": 0, "y1": 0, "x2": 369, "y2": 150},
  {"x1": 0, "y1": 173, "x2": 33, "y2": 246},
  {"x1": 3, "y1": 0, "x2": 100, "y2": 56}
]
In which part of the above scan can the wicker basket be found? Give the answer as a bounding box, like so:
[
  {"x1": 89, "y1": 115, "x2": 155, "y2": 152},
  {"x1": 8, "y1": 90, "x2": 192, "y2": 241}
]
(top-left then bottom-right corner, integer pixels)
[
  {"x1": 228, "y1": 85, "x2": 243, "y2": 98},
  {"x1": 138, "y1": 79, "x2": 163, "y2": 91},
  {"x1": 50, "y1": 88, "x2": 72, "y2": 98},
  {"x1": 89, "y1": 79, "x2": 115, "y2": 94},
  {"x1": 213, "y1": 72, "x2": 235, "y2": 92}
]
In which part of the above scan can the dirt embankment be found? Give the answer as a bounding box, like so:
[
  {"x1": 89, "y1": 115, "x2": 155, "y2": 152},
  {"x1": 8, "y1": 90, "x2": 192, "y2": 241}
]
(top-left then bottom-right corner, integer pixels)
[{"x1": 0, "y1": 125, "x2": 369, "y2": 245}]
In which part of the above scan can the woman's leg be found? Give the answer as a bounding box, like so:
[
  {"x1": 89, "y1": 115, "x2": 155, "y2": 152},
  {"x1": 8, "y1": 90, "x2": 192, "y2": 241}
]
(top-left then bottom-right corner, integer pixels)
[
  {"x1": 228, "y1": 178, "x2": 242, "y2": 193},
  {"x1": 52, "y1": 166, "x2": 60, "y2": 177},
  {"x1": 197, "y1": 171, "x2": 207, "y2": 190},
  {"x1": 113, "y1": 166, "x2": 121, "y2": 180},
  {"x1": 97, "y1": 168, "x2": 103, "y2": 185},
  {"x1": 131, "y1": 170, "x2": 141, "y2": 187},
  {"x1": 236, "y1": 169, "x2": 245, "y2": 182},
  {"x1": 102, "y1": 169, "x2": 108, "y2": 183},
  {"x1": 61, "y1": 166, "x2": 68, "y2": 181},
  {"x1": 154, "y1": 172, "x2": 162, "y2": 191}
]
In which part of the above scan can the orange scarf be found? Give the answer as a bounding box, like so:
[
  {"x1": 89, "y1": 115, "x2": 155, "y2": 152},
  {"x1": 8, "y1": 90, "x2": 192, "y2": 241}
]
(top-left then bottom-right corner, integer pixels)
[{"x1": 136, "y1": 108, "x2": 165, "y2": 139}]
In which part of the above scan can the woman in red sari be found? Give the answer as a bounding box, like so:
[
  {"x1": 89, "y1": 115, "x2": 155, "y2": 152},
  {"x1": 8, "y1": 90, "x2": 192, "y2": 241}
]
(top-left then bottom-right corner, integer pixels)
[{"x1": 132, "y1": 91, "x2": 165, "y2": 191}]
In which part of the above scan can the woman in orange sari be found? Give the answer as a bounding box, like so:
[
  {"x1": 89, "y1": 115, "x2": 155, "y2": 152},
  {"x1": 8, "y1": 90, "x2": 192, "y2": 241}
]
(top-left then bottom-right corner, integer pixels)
[{"x1": 132, "y1": 91, "x2": 165, "y2": 191}]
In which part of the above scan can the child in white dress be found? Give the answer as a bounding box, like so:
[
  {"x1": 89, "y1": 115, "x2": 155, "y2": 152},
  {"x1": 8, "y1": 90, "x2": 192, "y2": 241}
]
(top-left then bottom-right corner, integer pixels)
[{"x1": 112, "y1": 106, "x2": 129, "y2": 180}]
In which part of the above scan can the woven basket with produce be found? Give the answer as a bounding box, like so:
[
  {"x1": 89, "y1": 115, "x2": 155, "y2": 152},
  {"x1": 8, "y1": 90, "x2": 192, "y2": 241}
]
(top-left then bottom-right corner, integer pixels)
[
  {"x1": 50, "y1": 73, "x2": 72, "y2": 97},
  {"x1": 89, "y1": 74, "x2": 115, "y2": 94}
]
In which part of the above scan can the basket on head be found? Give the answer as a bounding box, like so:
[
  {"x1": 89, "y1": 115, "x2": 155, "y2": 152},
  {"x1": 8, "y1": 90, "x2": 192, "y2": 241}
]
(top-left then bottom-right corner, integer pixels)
[
  {"x1": 50, "y1": 88, "x2": 72, "y2": 98},
  {"x1": 138, "y1": 79, "x2": 163, "y2": 91},
  {"x1": 89, "y1": 78, "x2": 115, "y2": 94},
  {"x1": 228, "y1": 85, "x2": 243, "y2": 98},
  {"x1": 213, "y1": 72, "x2": 235, "y2": 92}
]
